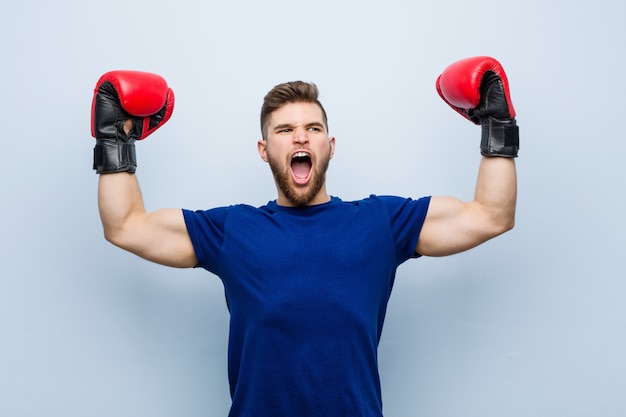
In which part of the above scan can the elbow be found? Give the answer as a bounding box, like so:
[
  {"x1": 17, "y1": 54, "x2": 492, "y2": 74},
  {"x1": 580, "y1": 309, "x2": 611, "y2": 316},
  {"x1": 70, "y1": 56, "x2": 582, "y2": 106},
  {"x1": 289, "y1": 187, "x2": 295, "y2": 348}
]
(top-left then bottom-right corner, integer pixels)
[
  {"x1": 503, "y1": 217, "x2": 515, "y2": 234},
  {"x1": 505, "y1": 208, "x2": 516, "y2": 232},
  {"x1": 102, "y1": 225, "x2": 125, "y2": 248},
  {"x1": 482, "y1": 205, "x2": 515, "y2": 239},
  {"x1": 494, "y1": 212, "x2": 515, "y2": 236}
]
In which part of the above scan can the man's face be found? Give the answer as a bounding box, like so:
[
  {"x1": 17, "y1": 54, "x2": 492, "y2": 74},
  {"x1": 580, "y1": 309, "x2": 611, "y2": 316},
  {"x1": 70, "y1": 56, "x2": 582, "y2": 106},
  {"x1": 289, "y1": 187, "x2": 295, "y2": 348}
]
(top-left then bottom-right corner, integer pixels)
[{"x1": 258, "y1": 102, "x2": 335, "y2": 207}]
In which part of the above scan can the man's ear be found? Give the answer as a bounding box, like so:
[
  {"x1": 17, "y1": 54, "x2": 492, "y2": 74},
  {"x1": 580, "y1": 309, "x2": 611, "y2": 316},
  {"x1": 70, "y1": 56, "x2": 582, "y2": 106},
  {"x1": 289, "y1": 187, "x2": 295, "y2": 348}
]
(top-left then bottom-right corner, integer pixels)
[
  {"x1": 329, "y1": 136, "x2": 336, "y2": 159},
  {"x1": 258, "y1": 139, "x2": 268, "y2": 162}
]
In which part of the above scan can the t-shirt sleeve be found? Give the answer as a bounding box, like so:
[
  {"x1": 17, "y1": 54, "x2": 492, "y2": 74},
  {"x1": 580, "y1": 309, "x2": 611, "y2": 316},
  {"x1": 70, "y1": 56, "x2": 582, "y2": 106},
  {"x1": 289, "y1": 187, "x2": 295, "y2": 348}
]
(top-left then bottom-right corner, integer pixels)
[
  {"x1": 376, "y1": 195, "x2": 431, "y2": 263},
  {"x1": 182, "y1": 207, "x2": 230, "y2": 272}
]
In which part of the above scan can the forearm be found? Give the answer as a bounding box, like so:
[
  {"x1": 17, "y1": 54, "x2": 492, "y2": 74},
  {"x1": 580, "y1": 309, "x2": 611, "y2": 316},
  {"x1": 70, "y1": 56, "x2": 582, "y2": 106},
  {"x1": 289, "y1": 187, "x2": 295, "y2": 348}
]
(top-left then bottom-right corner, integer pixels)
[
  {"x1": 473, "y1": 156, "x2": 517, "y2": 234},
  {"x1": 98, "y1": 172, "x2": 146, "y2": 243}
]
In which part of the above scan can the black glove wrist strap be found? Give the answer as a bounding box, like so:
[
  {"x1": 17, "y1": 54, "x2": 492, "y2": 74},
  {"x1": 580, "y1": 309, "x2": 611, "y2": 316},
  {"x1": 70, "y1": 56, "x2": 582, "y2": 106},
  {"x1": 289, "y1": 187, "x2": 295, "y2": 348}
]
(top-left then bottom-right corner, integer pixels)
[
  {"x1": 480, "y1": 119, "x2": 519, "y2": 158},
  {"x1": 93, "y1": 141, "x2": 137, "y2": 174}
]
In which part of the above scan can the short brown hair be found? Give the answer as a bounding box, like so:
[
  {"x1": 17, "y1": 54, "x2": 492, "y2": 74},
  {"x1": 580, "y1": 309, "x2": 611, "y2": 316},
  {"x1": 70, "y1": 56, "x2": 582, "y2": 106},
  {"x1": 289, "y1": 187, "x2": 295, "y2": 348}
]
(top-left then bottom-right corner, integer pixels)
[{"x1": 260, "y1": 81, "x2": 328, "y2": 140}]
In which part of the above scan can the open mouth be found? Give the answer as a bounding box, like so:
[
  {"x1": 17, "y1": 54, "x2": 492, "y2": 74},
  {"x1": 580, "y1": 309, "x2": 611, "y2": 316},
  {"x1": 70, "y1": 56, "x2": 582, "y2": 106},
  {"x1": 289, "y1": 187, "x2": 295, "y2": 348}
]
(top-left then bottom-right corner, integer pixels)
[{"x1": 291, "y1": 151, "x2": 312, "y2": 185}]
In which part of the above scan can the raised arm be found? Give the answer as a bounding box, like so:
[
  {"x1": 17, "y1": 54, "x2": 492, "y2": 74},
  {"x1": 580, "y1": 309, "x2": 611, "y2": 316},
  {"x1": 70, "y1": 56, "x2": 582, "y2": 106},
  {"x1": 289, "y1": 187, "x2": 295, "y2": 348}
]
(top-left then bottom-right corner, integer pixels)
[
  {"x1": 417, "y1": 57, "x2": 519, "y2": 257},
  {"x1": 92, "y1": 71, "x2": 196, "y2": 268}
]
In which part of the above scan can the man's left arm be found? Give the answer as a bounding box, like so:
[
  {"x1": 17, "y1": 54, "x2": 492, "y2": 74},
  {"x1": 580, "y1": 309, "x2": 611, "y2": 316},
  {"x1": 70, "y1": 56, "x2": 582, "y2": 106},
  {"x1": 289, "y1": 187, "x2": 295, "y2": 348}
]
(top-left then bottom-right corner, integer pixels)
[{"x1": 416, "y1": 56, "x2": 519, "y2": 257}]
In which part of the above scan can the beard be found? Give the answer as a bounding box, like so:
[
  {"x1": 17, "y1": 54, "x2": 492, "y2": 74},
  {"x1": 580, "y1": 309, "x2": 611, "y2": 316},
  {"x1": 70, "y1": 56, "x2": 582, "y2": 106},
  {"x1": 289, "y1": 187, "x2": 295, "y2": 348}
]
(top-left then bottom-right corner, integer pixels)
[{"x1": 267, "y1": 150, "x2": 331, "y2": 207}]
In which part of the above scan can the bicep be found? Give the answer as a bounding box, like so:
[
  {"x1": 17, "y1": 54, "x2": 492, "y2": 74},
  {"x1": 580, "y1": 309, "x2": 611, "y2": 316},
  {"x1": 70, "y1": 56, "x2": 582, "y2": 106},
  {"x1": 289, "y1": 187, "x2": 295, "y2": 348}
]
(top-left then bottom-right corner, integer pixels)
[
  {"x1": 416, "y1": 196, "x2": 499, "y2": 257},
  {"x1": 117, "y1": 208, "x2": 197, "y2": 268}
]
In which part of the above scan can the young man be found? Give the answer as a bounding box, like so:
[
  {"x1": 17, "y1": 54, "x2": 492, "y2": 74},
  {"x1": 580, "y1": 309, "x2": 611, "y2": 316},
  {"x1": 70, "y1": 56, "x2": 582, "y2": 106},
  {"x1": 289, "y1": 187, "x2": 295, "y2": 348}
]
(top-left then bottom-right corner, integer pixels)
[{"x1": 92, "y1": 56, "x2": 518, "y2": 417}]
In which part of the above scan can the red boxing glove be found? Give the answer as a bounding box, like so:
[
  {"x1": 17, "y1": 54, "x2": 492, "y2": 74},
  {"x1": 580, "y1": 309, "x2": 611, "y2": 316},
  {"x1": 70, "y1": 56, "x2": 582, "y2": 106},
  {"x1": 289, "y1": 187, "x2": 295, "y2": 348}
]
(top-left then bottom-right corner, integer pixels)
[
  {"x1": 436, "y1": 56, "x2": 519, "y2": 157},
  {"x1": 91, "y1": 70, "x2": 175, "y2": 173}
]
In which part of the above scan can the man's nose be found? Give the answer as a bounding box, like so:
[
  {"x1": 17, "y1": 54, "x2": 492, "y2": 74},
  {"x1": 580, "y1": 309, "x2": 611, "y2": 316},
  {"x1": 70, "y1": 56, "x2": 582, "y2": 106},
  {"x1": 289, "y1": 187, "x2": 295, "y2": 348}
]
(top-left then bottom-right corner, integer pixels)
[{"x1": 294, "y1": 127, "x2": 309, "y2": 144}]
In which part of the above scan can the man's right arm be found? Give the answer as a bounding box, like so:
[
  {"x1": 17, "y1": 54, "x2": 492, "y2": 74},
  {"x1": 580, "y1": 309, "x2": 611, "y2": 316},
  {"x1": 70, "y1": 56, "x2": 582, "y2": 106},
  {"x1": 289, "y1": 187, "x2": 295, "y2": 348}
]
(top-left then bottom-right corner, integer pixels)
[
  {"x1": 92, "y1": 70, "x2": 197, "y2": 268},
  {"x1": 98, "y1": 172, "x2": 197, "y2": 268}
]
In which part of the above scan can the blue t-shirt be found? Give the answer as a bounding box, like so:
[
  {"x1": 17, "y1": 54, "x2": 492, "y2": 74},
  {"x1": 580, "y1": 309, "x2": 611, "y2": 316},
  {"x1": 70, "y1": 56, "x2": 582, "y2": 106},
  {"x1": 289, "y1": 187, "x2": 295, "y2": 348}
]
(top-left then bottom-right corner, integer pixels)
[{"x1": 183, "y1": 195, "x2": 430, "y2": 417}]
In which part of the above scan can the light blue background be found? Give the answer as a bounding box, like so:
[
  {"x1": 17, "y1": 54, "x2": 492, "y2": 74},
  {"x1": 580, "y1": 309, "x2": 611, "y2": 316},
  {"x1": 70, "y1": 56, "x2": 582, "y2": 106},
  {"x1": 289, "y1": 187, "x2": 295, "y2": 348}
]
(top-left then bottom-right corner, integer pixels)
[{"x1": 1, "y1": 1, "x2": 625, "y2": 416}]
